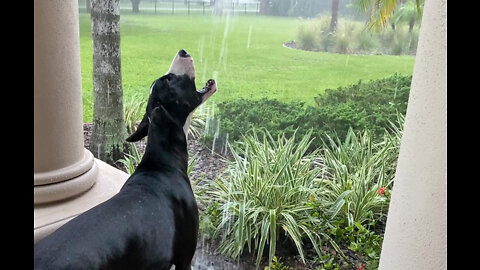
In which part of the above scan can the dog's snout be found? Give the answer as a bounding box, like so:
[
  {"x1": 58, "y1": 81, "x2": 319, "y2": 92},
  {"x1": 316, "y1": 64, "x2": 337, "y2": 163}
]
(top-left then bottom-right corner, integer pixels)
[
  {"x1": 178, "y1": 49, "x2": 190, "y2": 58},
  {"x1": 167, "y1": 49, "x2": 195, "y2": 79}
]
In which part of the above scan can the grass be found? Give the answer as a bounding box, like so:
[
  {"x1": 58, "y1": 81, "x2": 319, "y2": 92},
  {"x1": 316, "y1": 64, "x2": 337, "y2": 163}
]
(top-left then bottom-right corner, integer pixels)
[{"x1": 79, "y1": 13, "x2": 415, "y2": 123}]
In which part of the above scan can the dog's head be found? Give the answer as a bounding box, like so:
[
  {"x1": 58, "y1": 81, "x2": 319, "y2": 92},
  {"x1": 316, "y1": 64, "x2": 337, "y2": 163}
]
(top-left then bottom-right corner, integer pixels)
[{"x1": 126, "y1": 49, "x2": 217, "y2": 142}]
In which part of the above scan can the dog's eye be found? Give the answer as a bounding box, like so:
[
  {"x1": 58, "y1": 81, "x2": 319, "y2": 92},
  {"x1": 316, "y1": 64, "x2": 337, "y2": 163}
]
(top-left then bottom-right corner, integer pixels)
[
  {"x1": 161, "y1": 74, "x2": 173, "y2": 83},
  {"x1": 182, "y1": 101, "x2": 191, "y2": 109}
]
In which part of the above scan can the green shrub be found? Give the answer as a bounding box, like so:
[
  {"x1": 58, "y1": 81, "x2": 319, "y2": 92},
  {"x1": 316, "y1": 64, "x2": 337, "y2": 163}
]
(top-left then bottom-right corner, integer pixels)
[
  {"x1": 314, "y1": 73, "x2": 411, "y2": 138},
  {"x1": 326, "y1": 220, "x2": 384, "y2": 269},
  {"x1": 265, "y1": 256, "x2": 289, "y2": 270},
  {"x1": 216, "y1": 98, "x2": 307, "y2": 150},
  {"x1": 198, "y1": 201, "x2": 222, "y2": 241},
  {"x1": 214, "y1": 74, "x2": 411, "y2": 151},
  {"x1": 205, "y1": 130, "x2": 324, "y2": 268}
]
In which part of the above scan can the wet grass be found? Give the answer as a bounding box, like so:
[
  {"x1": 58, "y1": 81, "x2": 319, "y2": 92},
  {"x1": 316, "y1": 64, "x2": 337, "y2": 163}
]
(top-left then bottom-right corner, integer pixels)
[{"x1": 79, "y1": 13, "x2": 415, "y2": 122}]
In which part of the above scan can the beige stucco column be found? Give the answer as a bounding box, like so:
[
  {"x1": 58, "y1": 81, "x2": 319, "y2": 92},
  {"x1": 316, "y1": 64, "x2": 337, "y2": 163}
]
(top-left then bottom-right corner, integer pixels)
[
  {"x1": 378, "y1": 0, "x2": 446, "y2": 269},
  {"x1": 34, "y1": 0, "x2": 129, "y2": 243},
  {"x1": 34, "y1": 0, "x2": 97, "y2": 204}
]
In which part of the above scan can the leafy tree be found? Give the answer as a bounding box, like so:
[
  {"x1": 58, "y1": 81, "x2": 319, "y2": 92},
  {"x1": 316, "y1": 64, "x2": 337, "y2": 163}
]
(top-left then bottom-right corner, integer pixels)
[{"x1": 396, "y1": 0, "x2": 423, "y2": 32}]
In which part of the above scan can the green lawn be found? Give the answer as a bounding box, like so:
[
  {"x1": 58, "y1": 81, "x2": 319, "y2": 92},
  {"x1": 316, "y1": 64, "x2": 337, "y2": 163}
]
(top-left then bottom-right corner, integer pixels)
[{"x1": 79, "y1": 13, "x2": 415, "y2": 122}]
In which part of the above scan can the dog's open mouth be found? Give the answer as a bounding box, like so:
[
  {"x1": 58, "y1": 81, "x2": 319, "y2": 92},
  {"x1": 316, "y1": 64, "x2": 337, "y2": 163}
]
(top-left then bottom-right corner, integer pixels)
[
  {"x1": 199, "y1": 79, "x2": 217, "y2": 103},
  {"x1": 198, "y1": 79, "x2": 216, "y2": 94}
]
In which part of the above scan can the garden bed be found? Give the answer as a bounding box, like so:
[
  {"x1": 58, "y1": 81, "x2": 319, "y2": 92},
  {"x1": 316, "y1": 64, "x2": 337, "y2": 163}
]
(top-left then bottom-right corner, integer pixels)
[
  {"x1": 83, "y1": 122, "x2": 393, "y2": 270},
  {"x1": 83, "y1": 123, "x2": 227, "y2": 180}
]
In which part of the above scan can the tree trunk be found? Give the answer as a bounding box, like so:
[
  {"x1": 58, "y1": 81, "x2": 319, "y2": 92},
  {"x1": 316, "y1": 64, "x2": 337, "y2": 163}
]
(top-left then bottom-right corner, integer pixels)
[
  {"x1": 329, "y1": 0, "x2": 340, "y2": 33},
  {"x1": 90, "y1": 0, "x2": 129, "y2": 166},
  {"x1": 409, "y1": 19, "x2": 415, "y2": 32},
  {"x1": 131, "y1": 0, "x2": 141, "y2": 13},
  {"x1": 259, "y1": 0, "x2": 269, "y2": 15},
  {"x1": 213, "y1": 0, "x2": 224, "y2": 15}
]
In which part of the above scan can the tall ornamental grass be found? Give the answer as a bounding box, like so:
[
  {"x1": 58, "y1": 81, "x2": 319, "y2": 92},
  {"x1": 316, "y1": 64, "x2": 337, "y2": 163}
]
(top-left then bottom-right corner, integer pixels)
[
  {"x1": 296, "y1": 16, "x2": 419, "y2": 55},
  {"x1": 316, "y1": 116, "x2": 403, "y2": 227},
  {"x1": 198, "y1": 115, "x2": 404, "y2": 268},
  {"x1": 207, "y1": 129, "x2": 325, "y2": 268}
]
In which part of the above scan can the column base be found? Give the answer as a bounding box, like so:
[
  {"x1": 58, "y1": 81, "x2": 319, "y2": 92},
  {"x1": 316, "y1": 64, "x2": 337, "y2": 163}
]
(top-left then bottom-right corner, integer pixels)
[
  {"x1": 34, "y1": 158, "x2": 129, "y2": 244},
  {"x1": 34, "y1": 149, "x2": 98, "y2": 204}
]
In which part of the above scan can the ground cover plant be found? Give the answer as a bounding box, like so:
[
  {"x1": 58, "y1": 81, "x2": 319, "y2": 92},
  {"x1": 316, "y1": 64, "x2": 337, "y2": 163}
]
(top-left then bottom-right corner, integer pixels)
[{"x1": 78, "y1": 13, "x2": 414, "y2": 122}]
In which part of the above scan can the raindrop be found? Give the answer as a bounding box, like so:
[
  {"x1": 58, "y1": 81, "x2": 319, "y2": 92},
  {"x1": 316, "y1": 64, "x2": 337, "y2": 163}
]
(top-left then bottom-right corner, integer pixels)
[
  {"x1": 219, "y1": 11, "x2": 231, "y2": 64},
  {"x1": 107, "y1": 83, "x2": 110, "y2": 105},
  {"x1": 97, "y1": 143, "x2": 101, "y2": 160},
  {"x1": 223, "y1": 133, "x2": 229, "y2": 156},
  {"x1": 198, "y1": 36, "x2": 205, "y2": 63},
  {"x1": 223, "y1": 46, "x2": 228, "y2": 72},
  {"x1": 211, "y1": 116, "x2": 220, "y2": 155},
  {"x1": 201, "y1": 59, "x2": 208, "y2": 84},
  {"x1": 247, "y1": 23, "x2": 253, "y2": 49}
]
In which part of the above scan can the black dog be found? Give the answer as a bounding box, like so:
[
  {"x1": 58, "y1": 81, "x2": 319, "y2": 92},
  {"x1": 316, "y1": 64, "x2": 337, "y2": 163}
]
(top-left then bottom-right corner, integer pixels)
[{"x1": 34, "y1": 49, "x2": 217, "y2": 270}]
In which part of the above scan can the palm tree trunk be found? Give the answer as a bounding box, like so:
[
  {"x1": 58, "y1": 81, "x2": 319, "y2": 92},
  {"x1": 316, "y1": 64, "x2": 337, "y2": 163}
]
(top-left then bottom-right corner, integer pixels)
[
  {"x1": 90, "y1": 0, "x2": 129, "y2": 166},
  {"x1": 330, "y1": 0, "x2": 340, "y2": 33},
  {"x1": 131, "y1": 0, "x2": 141, "y2": 13},
  {"x1": 409, "y1": 19, "x2": 415, "y2": 32},
  {"x1": 213, "y1": 0, "x2": 224, "y2": 15},
  {"x1": 259, "y1": 0, "x2": 269, "y2": 15}
]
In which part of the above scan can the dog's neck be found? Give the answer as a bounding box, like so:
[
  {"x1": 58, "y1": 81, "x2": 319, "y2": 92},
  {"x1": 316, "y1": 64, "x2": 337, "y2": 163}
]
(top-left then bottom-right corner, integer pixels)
[{"x1": 136, "y1": 123, "x2": 189, "y2": 177}]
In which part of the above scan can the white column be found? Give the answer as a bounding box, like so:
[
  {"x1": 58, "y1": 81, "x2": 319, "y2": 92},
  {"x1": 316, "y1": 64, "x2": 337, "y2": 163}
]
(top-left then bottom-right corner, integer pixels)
[
  {"x1": 34, "y1": 0, "x2": 97, "y2": 204},
  {"x1": 34, "y1": 0, "x2": 129, "y2": 243},
  {"x1": 378, "y1": 0, "x2": 446, "y2": 269}
]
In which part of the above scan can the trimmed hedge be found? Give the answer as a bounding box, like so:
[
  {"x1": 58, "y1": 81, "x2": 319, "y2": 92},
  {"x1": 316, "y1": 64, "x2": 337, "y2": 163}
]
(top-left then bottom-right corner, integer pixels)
[{"x1": 208, "y1": 74, "x2": 411, "y2": 151}]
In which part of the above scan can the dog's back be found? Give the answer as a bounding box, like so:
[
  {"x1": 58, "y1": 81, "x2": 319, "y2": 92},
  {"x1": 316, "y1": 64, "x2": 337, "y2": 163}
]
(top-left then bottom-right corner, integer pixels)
[{"x1": 34, "y1": 170, "x2": 197, "y2": 270}]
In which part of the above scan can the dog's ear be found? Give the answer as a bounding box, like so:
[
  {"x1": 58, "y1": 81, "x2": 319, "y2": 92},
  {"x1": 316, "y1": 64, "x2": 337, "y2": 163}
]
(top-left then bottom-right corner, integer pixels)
[{"x1": 126, "y1": 113, "x2": 149, "y2": 142}]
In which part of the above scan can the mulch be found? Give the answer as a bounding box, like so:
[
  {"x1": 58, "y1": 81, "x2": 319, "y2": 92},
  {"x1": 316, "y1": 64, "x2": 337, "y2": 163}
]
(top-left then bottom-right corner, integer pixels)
[{"x1": 83, "y1": 123, "x2": 228, "y2": 183}]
